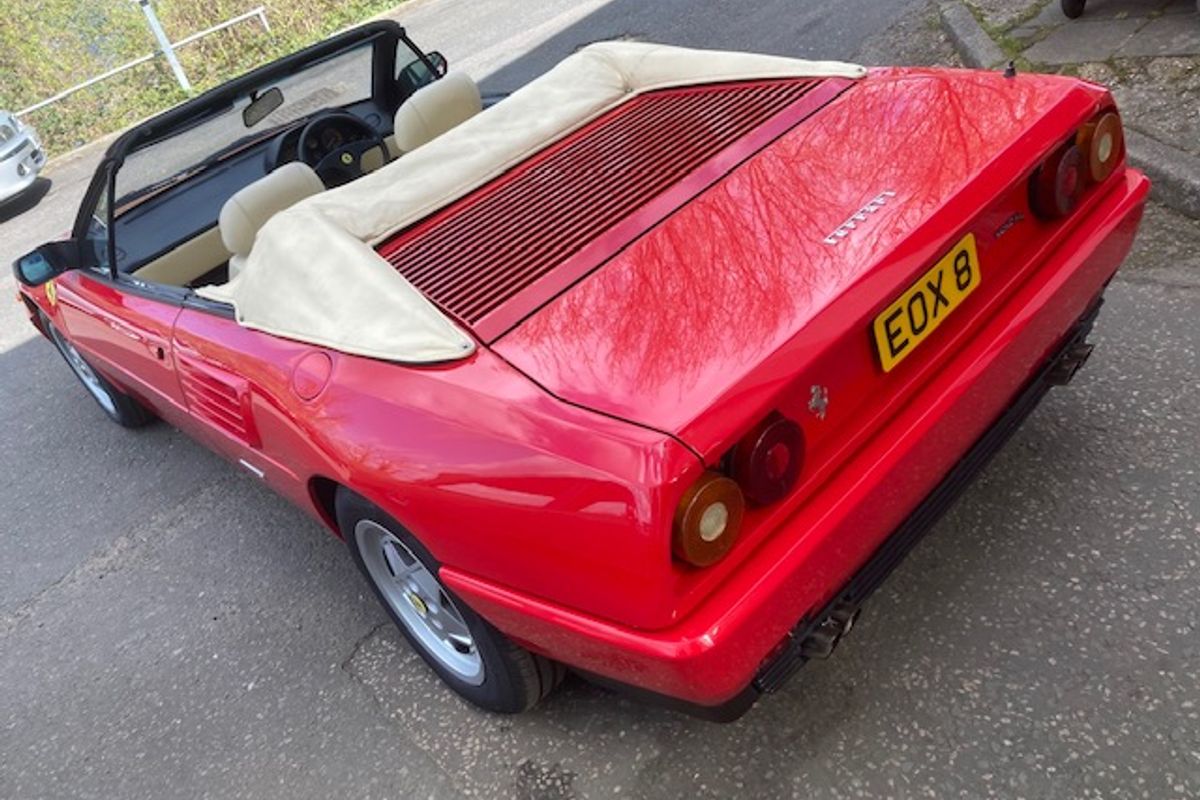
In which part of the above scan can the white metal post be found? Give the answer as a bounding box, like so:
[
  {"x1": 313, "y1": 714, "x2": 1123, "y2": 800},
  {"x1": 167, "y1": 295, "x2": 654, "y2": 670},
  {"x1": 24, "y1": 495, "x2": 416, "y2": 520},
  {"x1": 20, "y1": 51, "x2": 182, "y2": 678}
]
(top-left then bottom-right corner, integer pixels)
[{"x1": 131, "y1": 0, "x2": 192, "y2": 93}]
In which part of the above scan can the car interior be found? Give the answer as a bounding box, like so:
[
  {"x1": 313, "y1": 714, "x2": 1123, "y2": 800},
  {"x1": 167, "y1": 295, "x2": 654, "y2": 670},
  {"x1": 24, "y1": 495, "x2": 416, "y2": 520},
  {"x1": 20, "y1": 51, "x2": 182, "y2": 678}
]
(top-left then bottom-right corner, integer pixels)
[{"x1": 98, "y1": 27, "x2": 483, "y2": 293}]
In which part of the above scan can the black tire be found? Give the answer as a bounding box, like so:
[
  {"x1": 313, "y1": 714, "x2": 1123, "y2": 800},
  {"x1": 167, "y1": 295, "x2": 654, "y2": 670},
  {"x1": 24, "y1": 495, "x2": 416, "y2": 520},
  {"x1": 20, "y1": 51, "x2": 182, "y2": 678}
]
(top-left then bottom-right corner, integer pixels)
[
  {"x1": 1061, "y1": 0, "x2": 1086, "y2": 18},
  {"x1": 42, "y1": 312, "x2": 155, "y2": 429},
  {"x1": 336, "y1": 489, "x2": 564, "y2": 713}
]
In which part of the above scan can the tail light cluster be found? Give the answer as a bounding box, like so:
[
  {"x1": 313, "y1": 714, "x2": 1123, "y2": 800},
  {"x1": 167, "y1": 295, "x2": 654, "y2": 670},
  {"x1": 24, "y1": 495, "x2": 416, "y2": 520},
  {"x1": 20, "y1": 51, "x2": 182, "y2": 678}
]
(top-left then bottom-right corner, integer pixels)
[
  {"x1": 1029, "y1": 110, "x2": 1124, "y2": 221},
  {"x1": 672, "y1": 413, "x2": 805, "y2": 568}
]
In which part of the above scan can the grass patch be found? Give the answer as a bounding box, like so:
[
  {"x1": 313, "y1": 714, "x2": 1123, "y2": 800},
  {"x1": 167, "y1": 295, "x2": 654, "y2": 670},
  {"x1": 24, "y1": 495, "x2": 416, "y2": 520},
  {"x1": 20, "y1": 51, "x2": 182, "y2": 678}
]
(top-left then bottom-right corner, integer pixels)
[
  {"x1": 960, "y1": 0, "x2": 1060, "y2": 62},
  {"x1": 1, "y1": 0, "x2": 402, "y2": 157},
  {"x1": 991, "y1": 31, "x2": 1028, "y2": 59}
]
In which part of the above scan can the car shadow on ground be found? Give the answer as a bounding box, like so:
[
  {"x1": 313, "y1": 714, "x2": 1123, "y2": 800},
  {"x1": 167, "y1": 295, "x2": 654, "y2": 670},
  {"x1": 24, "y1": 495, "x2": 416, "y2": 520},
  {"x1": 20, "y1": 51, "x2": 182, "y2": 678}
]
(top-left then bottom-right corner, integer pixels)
[{"x1": 0, "y1": 178, "x2": 53, "y2": 225}]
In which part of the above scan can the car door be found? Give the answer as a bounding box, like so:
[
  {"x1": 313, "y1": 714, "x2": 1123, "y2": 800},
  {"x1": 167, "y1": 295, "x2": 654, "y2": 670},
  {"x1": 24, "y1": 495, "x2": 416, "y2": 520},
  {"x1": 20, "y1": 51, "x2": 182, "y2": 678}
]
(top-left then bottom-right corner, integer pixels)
[
  {"x1": 52, "y1": 163, "x2": 190, "y2": 423},
  {"x1": 53, "y1": 270, "x2": 188, "y2": 420}
]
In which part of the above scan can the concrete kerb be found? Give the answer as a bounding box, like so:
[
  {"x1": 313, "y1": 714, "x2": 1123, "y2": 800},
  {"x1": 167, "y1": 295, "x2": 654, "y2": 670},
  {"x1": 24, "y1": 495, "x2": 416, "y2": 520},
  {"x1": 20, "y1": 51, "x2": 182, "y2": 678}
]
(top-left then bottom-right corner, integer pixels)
[
  {"x1": 937, "y1": 0, "x2": 1200, "y2": 219},
  {"x1": 1125, "y1": 128, "x2": 1200, "y2": 219},
  {"x1": 938, "y1": 1, "x2": 1008, "y2": 68}
]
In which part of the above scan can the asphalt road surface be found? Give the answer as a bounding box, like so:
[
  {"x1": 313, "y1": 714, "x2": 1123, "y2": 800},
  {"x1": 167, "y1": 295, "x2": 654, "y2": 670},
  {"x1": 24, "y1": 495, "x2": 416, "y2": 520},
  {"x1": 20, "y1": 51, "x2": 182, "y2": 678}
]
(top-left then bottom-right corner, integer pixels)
[{"x1": 3, "y1": 1, "x2": 1199, "y2": 798}]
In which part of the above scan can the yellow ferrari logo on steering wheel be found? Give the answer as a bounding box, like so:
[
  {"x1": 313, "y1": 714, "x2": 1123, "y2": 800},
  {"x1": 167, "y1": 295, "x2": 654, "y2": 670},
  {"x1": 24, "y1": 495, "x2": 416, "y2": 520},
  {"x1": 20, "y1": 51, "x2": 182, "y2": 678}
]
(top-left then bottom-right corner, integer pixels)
[{"x1": 340, "y1": 153, "x2": 354, "y2": 166}]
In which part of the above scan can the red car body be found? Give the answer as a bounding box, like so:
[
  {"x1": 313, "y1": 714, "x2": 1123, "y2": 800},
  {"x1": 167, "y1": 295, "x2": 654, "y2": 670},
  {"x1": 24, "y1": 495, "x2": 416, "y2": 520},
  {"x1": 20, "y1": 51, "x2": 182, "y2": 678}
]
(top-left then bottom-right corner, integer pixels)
[{"x1": 18, "y1": 63, "x2": 1147, "y2": 717}]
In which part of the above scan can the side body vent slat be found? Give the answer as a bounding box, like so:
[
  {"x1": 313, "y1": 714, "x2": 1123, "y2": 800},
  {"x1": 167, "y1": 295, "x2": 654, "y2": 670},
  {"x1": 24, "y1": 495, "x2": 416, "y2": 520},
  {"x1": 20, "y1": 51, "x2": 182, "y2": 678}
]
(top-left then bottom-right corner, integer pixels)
[
  {"x1": 177, "y1": 356, "x2": 261, "y2": 447},
  {"x1": 379, "y1": 78, "x2": 846, "y2": 342}
]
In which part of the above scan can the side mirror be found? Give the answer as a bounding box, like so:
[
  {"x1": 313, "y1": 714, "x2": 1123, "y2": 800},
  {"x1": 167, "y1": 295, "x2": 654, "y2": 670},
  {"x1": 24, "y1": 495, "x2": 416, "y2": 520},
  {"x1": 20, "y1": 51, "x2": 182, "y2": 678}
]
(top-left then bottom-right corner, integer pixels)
[
  {"x1": 13, "y1": 240, "x2": 88, "y2": 286},
  {"x1": 398, "y1": 52, "x2": 449, "y2": 94},
  {"x1": 428, "y1": 51, "x2": 448, "y2": 77}
]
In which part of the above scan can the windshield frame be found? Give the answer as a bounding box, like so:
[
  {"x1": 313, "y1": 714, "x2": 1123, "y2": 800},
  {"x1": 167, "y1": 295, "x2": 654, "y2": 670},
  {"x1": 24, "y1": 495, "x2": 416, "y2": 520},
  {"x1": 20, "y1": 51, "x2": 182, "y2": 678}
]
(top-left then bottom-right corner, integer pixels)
[{"x1": 72, "y1": 21, "x2": 434, "y2": 278}]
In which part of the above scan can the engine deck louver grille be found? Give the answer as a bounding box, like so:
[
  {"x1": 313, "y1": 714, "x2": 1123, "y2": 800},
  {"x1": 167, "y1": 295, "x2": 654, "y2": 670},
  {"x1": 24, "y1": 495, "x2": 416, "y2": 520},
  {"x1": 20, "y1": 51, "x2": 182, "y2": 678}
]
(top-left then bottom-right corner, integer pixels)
[{"x1": 378, "y1": 78, "x2": 831, "y2": 341}]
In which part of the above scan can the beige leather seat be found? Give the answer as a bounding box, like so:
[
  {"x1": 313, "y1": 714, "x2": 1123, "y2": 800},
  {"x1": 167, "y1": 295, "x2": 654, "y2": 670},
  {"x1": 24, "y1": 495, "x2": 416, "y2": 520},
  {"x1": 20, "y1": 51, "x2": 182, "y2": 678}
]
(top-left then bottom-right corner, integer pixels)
[
  {"x1": 391, "y1": 72, "x2": 483, "y2": 155},
  {"x1": 219, "y1": 162, "x2": 325, "y2": 280}
]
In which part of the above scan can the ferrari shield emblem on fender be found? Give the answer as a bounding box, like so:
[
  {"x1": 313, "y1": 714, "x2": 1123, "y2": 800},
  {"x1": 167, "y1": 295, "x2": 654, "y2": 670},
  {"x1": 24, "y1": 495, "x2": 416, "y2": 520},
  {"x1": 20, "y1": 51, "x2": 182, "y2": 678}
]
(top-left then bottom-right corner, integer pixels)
[{"x1": 44, "y1": 279, "x2": 57, "y2": 307}]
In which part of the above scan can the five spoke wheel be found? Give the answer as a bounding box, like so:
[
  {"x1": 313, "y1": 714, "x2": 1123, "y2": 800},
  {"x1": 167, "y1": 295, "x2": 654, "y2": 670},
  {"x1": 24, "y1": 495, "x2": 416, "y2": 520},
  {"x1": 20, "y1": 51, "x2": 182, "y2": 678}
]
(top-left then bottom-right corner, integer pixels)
[{"x1": 355, "y1": 519, "x2": 484, "y2": 685}]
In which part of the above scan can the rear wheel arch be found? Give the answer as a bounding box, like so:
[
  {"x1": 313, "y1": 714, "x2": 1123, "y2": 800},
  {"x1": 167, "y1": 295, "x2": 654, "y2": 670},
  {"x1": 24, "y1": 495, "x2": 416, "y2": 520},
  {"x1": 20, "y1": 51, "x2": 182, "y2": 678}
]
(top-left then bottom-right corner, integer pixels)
[
  {"x1": 334, "y1": 486, "x2": 565, "y2": 712},
  {"x1": 308, "y1": 480, "x2": 423, "y2": 548},
  {"x1": 307, "y1": 475, "x2": 343, "y2": 536}
]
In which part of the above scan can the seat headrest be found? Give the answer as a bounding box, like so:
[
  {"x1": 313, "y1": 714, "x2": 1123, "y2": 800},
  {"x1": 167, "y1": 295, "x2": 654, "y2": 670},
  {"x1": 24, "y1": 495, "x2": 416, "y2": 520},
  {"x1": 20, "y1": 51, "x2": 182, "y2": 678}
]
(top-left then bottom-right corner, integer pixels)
[
  {"x1": 219, "y1": 162, "x2": 325, "y2": 257},
  {"x1": 393, "y1": 72, "x2": 483, "y2": 154}
]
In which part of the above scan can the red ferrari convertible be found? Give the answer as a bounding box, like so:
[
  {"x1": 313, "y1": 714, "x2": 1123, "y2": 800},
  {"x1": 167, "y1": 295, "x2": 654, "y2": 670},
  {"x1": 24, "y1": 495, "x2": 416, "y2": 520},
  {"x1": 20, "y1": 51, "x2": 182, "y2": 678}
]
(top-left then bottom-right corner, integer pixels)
[{"x1": 14, "y1": 21, "x2": 1148, "y2": 719}]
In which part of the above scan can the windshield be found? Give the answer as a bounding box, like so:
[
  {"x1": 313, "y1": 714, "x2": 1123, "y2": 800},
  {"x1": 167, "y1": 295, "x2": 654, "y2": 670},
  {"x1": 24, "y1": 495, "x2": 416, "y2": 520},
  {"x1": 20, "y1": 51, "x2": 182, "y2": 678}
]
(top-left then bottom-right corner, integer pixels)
[
  {"x1": 115, "y1": 40, "x2": 378, "y2": 210},
  {"x1": 86, "y1": 27, "x2": 432, "y2": 277}
]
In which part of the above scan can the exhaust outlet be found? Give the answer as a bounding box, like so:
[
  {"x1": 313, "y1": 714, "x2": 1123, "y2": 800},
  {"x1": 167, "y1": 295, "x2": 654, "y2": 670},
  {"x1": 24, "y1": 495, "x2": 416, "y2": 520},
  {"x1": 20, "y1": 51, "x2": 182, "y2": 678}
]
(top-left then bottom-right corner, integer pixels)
[
  {"x1": 799, "y1": 602, "x2": 861, "y2": 660},
  {"x1": 1047, "y1": 341, "x2": 1095, "y2": 386}
]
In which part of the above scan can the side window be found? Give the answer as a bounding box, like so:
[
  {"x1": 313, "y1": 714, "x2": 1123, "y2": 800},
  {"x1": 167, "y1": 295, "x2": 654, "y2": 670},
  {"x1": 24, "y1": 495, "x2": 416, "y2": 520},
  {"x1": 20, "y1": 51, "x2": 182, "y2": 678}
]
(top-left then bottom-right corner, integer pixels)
[{"x1": 83, "y1": 167, "x2": 112, "y2": 274}]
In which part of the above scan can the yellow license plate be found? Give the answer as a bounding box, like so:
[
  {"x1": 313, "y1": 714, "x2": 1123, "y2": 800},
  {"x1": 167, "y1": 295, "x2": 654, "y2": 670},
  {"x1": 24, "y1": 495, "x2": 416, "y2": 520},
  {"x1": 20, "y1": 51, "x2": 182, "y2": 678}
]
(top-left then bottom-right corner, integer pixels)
[{"x1": 872, "y1": 233, "x2": 981, "y2": 372}]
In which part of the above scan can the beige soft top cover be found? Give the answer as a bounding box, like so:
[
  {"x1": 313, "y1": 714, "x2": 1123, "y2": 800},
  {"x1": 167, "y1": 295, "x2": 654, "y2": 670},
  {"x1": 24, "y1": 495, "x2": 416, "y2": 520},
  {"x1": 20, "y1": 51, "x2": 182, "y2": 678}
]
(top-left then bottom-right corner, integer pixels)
[{"x1": 198, "y1": 42, "x2": 866, "y2": 362}]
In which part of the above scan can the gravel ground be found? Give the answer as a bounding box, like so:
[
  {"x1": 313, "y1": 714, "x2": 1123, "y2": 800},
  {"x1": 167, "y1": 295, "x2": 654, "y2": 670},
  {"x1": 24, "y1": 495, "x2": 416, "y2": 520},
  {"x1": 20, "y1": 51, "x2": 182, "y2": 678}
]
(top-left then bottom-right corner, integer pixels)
[{"x1": 1107, "y1": 57, "x2": 1200, "y2": 158}]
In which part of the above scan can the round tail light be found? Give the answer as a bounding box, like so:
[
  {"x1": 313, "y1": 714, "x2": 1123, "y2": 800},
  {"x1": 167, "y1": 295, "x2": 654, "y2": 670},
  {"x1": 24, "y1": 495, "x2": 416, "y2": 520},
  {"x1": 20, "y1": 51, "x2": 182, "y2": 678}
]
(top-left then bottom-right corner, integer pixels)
[
  {"x1": 731, "y1": 414, "x2": 805, "y2": 505},
  {"x1": 673, "y1": 472, "x2": 745, "y2": 567},
  {"x1": 1078, "y1": 111, "x2": 1123, "y2": 184},
  {"x1": 1030, "y1": 143, "x2": 1084, "y2": 220}
]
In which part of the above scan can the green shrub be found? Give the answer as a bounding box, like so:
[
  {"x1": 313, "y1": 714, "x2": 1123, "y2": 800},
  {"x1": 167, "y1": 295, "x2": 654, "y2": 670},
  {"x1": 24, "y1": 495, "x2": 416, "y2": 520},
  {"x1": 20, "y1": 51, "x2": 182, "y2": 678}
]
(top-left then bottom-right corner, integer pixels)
[{"x1": 0, "y1": 0, "x2": 401, "y2": 156}]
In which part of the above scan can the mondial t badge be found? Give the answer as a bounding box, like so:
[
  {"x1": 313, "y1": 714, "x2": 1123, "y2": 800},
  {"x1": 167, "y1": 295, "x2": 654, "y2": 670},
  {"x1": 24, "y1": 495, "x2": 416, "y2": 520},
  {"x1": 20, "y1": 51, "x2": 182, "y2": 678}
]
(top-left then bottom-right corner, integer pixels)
[
  {"x1": 994, "y1": 211, "x2": 1024, "y2": 240},
  {"x1": 823, "y1": 191, "x2": 897, "y2": 246},
  {"x1": 809, "y1": 385, "x2": 829, "y2": 420}
]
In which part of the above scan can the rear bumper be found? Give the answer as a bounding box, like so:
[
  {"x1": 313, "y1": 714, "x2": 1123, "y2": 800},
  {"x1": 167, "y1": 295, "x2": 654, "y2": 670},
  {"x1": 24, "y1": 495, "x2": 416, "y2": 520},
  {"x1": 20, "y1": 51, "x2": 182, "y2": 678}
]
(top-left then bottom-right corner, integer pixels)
[
  {"x1": 441, "y1": 169, "x2": 1150, "y2": 715},
  {"x1": 753, "y1": 300, "x2": 1100, "y2": 695}
]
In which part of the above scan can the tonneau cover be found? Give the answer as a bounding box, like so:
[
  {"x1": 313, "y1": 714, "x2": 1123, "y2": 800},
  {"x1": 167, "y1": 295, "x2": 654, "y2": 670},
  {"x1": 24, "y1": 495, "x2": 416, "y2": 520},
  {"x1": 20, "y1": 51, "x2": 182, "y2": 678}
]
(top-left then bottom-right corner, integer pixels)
[{"x1": 197, "y1": 42, "x2": 865, "y2": 362}]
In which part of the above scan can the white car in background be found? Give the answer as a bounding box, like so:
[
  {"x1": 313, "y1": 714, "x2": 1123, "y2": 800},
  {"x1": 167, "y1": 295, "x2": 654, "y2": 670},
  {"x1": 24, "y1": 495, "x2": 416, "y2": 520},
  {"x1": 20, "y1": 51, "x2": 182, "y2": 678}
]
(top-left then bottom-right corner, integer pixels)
[{"x1": 0, "y1": 111, "x2": 46, "y2": 202}]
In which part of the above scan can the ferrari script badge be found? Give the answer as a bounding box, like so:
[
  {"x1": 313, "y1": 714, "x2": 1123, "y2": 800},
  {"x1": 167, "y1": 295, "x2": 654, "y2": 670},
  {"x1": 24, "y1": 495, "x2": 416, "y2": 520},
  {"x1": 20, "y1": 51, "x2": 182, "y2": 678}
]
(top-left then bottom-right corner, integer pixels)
[
  {"x1": 823, "y1": 191, "x2": 897, "y2": 246},
  {"x1": 809, "y1": 385, "x2": 829, "y2": 420}
]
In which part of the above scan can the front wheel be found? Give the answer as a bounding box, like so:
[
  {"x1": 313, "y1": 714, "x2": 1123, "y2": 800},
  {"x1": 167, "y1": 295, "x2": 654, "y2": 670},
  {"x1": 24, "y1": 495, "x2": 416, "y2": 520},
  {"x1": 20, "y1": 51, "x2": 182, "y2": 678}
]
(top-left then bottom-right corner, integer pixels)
[
  {"x1": 336, "y1": 490, "x2": 564, "y2": 713},
  {"x1": 43, "y1": 313, "x2": 154, "y2": 428}
]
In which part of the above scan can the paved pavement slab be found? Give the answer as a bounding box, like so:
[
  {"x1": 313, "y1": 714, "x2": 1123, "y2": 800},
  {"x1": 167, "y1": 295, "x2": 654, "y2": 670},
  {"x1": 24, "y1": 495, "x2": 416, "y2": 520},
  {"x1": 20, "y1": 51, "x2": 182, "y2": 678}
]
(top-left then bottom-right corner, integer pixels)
[
  {"x1": 1024, "y1": 18, "x2": 1145, "y2": 63},
  {"x1": 1119, "y1": 14, "x2": 1200, "y2": 56}
]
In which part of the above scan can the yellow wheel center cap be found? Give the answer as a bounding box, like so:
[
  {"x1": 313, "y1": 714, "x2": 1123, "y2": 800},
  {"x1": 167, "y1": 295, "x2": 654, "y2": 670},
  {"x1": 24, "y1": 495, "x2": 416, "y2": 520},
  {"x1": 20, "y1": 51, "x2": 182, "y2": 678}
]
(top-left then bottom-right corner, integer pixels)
[{"x1": 407, "y1": 592, "x2": 428, "y2": 616}]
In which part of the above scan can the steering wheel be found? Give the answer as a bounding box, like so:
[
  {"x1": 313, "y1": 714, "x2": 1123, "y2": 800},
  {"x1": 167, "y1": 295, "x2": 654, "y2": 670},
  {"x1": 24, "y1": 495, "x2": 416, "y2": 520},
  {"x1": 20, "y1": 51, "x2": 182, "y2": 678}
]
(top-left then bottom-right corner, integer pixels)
[{"x1": 297, "y1": 111, "x2": 390, "y2": 187}]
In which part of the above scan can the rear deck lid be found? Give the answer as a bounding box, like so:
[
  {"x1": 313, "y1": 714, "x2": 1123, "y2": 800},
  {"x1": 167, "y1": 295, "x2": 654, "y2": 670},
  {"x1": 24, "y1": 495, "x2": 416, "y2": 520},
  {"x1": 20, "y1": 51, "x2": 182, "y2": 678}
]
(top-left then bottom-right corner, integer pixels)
[
  {"x1": 385, "y1": 69, "x2": 1092, "y2": 449},
  {"x1": 377, "y1": 77, "x2": 852, "y2": 340},
  {"x1": 491, "y1": 70, "x2": 1094, "y2": 444}
]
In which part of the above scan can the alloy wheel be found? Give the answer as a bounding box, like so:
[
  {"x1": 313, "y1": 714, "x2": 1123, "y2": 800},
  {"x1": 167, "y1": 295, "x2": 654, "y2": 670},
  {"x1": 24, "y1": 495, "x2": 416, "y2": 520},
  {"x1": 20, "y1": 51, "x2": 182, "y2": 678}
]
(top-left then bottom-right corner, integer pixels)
[{"x1": 354, "y1": 519, "x2": 485, "y2": 685}]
